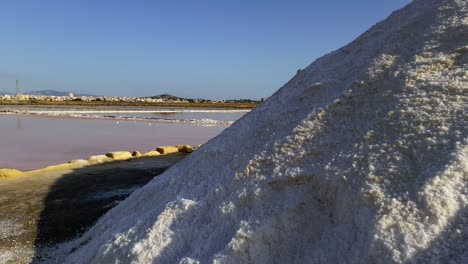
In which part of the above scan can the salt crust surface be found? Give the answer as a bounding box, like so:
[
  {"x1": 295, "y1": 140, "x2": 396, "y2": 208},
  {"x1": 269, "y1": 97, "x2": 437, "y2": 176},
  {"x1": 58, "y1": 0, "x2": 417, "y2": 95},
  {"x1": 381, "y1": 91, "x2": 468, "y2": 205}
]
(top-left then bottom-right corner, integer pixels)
[{"x1": 46, "y1": 0, "x2": 467, "y2": 263}]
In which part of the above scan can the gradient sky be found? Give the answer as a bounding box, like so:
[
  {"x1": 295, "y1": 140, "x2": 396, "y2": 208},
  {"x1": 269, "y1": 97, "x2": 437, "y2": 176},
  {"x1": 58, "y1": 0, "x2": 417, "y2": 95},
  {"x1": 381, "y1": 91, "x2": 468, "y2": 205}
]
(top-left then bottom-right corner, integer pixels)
[{"x1": 0, "y1": 0, "x2": 411, "y2": 99}]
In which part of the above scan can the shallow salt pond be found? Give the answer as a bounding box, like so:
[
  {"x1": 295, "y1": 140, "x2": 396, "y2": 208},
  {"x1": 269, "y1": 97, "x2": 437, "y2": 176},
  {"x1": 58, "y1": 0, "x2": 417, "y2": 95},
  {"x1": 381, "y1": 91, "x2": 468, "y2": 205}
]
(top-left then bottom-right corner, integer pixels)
[
  {"x1": 0, "y1": 105, "x2": 248, "y2": 123},
  {"x1": 0, "y1": 113, "x2": 234, "y2": 171}
]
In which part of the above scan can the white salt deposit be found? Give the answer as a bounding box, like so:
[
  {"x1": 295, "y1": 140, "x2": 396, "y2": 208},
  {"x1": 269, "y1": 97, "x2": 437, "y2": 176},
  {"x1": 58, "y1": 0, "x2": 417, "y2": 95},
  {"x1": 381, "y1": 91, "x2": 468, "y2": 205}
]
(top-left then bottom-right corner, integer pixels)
[{"x1": 44, "y1": 0, "x2": 467, "y2": 263}]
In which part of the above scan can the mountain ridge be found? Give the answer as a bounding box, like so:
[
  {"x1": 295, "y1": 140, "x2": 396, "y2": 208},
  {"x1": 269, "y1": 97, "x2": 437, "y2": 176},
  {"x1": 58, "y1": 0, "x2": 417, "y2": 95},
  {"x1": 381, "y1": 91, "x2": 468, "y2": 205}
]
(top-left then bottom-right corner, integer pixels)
[{"x1": 0, "y1": 90, "x2": 96, "y2": 97}]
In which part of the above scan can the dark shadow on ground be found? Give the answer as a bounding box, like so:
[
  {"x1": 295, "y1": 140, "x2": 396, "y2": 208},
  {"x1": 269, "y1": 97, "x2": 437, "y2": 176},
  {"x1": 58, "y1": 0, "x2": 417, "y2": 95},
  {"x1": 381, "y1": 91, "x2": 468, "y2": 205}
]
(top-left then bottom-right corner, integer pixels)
[{"x1": 30, "y1": 154, "x2": 186, "y2": 263}]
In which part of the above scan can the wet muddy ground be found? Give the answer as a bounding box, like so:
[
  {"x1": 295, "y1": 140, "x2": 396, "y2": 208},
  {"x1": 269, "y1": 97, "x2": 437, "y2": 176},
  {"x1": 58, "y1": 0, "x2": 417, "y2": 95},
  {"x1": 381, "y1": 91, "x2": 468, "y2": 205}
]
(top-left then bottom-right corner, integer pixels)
[{"x1": 0, "y1": 153, "x2": 186, "y2": 263}]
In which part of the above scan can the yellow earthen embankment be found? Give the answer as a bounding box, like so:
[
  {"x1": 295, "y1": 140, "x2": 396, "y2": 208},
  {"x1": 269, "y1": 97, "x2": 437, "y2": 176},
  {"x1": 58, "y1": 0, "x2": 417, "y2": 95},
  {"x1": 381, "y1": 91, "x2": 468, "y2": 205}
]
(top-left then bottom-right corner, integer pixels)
[
  {"x1": 0, "y1": 144, "x2": 200, "y2": 178},
  {"x1": 0, "y1": 169, "x2": 25, "y2": 178}
]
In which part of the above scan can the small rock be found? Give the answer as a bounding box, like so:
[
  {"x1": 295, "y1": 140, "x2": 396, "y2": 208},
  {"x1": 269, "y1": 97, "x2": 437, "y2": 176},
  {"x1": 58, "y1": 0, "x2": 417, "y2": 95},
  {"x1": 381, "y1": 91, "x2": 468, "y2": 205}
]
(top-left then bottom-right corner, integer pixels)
[
  {"x1": 88, "y1": 155, "x2": 113, "y2": 164},
  {"x1": 106, "y1": 151, "x2": 133, "y2": 160},
  {"x1": 132, "y1": 151, "x2": 142, "y2": 157},
  {"x1": 177, "y1": 145, "x2": 193, "y2": 153},
  {"x1": 156, "y1": 146, "x2": 179, "y2": 154},
  {"x1": 142, "y1": 151, "x2": 161, "y2": 157}
]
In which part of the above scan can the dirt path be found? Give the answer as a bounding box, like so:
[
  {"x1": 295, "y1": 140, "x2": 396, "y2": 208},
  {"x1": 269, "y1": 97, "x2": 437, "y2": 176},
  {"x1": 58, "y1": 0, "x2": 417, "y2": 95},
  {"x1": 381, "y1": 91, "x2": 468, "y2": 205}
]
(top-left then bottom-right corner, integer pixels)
[{"x1": 0, "y1": 153, "x2": 186, "y2": 263}]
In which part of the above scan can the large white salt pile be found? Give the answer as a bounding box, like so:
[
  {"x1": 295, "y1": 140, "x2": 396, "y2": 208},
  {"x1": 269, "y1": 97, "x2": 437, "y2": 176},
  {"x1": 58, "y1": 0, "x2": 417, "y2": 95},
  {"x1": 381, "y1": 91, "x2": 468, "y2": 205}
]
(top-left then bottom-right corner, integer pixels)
[{"x1": 53, "y1": 0, "x2": 467, "y2": 263}]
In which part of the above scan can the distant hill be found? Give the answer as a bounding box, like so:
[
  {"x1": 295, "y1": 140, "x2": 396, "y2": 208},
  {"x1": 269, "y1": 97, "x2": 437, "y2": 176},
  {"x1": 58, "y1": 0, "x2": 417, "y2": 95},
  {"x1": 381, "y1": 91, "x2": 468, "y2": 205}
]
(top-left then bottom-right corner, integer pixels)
[
  {"x1": 147, "y1": 94, "x2": 183, "y2": 100},
  {"x1": 0, "y1": 90, "x2": 96, "y2": 97},
  {"x1": 28, "y1": 90, "x2": 97, "y2": 97},
  {"x1": 147, "y1": 94, "x2": 259, "y2": 103},
  {"x1": 28, "y1": 90, "x2": 72, "y2": 96}
]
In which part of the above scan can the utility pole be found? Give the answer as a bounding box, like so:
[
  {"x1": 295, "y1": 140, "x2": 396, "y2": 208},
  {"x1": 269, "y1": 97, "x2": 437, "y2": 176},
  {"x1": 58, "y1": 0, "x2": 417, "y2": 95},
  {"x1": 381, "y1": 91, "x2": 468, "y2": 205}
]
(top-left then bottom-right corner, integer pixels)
[{"x1": 16, "y1": 79, "x2": 20, "y2": 96}]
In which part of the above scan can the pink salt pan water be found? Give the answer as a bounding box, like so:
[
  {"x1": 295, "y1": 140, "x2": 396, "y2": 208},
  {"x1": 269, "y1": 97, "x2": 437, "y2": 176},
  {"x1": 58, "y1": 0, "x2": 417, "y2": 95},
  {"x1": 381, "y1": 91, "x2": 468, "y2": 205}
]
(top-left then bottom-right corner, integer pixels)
[{"x1": 0, "y1": 115, "x2": 226, "y2": 171}]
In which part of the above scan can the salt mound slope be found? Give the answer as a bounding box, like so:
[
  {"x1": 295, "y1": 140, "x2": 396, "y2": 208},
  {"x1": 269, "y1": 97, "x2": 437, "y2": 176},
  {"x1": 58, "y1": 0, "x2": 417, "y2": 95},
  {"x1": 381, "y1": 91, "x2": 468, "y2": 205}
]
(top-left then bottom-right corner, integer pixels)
[{"x1": 59, "y1": 0, "x2": 467, "y2": 263}]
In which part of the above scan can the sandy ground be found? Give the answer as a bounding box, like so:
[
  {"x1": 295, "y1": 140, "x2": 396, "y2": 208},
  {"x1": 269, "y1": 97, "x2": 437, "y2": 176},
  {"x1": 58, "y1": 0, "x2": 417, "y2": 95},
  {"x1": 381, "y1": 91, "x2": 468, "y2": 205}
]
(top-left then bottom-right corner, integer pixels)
[{"x1": 0, "y1": 153, "x2": 186, "y2": 263}]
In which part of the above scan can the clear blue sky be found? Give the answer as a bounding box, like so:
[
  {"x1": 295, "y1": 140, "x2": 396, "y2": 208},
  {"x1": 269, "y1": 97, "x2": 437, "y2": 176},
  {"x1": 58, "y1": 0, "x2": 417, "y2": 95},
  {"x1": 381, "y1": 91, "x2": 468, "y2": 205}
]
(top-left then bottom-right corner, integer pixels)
[{"x1": 0, "y1": 0, "x2": 411, "y2": 99}]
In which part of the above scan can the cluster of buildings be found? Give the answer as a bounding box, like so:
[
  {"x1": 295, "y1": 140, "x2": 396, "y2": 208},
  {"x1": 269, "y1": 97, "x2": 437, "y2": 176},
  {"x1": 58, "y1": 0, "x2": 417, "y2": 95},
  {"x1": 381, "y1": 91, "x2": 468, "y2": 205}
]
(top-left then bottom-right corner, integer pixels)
[
  {"x1": 0, "y1": 93, "x2": 259, "y2": 104},
  {"x1": 0, "y1": 93, "x2": 189, "y2": 103}
]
